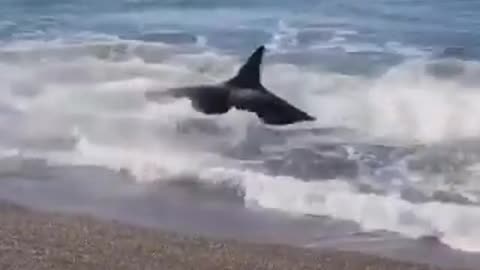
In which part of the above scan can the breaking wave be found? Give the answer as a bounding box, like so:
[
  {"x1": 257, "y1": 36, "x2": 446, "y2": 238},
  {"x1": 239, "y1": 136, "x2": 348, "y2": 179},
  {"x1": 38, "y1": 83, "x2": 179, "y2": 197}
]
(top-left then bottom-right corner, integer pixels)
[{"x1": 1, "y1": 39, "x2": 480, "y2": 252}]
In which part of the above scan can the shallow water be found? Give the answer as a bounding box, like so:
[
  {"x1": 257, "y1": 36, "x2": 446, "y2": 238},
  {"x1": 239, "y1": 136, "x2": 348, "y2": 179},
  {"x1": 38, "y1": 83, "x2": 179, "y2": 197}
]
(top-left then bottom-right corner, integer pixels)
[{"x1": 0, "y1": 0, "x2": 480, "y2": 268}]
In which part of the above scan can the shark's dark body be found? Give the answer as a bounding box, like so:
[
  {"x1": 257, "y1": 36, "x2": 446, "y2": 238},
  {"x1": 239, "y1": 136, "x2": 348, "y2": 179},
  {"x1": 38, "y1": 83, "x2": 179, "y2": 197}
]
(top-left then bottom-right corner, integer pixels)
[{"x1": 145, "y1": 46, "x2": 316, "y2": 125}]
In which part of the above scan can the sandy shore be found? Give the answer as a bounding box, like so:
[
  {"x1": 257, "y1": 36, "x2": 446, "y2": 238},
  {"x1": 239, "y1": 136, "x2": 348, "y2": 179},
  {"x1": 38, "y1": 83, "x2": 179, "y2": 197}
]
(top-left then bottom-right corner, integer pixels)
[{"x1": 0, "y1": 202, "x2": 465, "y2": 270}]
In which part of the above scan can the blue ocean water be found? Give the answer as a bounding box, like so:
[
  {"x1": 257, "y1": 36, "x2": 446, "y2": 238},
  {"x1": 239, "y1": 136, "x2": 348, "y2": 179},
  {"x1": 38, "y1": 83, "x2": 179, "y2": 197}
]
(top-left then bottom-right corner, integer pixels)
[
  {"x1": 1, "y1": 1, "x2": 480, "y2": 266},
  {"x1": 2, "y1": 1, "x2": 480, "y2": 66}
]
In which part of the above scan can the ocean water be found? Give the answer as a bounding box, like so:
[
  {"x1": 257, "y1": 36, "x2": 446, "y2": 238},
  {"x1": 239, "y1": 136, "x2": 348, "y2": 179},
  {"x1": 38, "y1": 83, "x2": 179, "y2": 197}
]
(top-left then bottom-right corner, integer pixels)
[{"x1": 1, "y1": 0, "x2": 480, "y2": 265}]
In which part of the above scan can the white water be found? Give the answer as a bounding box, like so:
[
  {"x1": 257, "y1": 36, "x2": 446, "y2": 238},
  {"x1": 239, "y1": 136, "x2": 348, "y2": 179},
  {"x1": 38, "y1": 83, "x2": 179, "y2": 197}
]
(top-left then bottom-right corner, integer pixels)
[{"x1": 1, "y1": 40, "x2": 480, "y2": 252}]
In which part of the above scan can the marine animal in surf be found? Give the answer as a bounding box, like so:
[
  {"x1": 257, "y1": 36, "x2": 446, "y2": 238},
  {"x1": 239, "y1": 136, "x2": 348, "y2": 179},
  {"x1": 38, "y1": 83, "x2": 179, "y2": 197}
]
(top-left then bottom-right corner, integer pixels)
[{"x1": 145, "y1": 45, "x2": 316, "y2": 125}]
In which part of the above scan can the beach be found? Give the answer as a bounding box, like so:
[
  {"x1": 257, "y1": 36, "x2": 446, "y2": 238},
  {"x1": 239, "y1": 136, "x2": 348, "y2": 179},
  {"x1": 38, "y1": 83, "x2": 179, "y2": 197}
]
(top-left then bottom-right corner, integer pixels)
[{"x1": 0, "y1": 201, "x2": 464, "y2": 270}]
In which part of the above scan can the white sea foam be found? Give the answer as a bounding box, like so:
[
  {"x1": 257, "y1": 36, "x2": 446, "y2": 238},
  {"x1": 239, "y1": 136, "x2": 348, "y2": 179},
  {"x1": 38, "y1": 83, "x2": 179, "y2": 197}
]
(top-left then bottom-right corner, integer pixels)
[
  {"x1": 1, "y1": 40, "x2": 480, "y2": 252},
  {"x1": 199, "y1": 168, "x2": 480, "y2": 252}
]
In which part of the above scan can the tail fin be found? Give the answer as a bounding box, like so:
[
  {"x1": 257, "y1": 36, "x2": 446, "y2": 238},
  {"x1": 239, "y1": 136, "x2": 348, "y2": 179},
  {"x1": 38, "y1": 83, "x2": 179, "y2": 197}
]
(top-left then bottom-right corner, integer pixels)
[{"x1": 226, "y1": 45, "x2": 265, "y2": 89}]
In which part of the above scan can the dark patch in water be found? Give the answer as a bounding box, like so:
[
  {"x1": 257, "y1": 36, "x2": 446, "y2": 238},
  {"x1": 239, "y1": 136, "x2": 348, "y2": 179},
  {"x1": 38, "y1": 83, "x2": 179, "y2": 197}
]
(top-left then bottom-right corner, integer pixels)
[
  {"x1": 175, "y1": 118, "x2": 232, "y2": 136},
  {"x1": 440, "y1": 47, "x2": 467, "y2": 59},
  {"x1": 425, "y1": 60, "x2": 465, "y2": 79},
  {"x1": 431, "y1": 190, "x2": 473, "y2": 205},
  {"x1": 136, "y1": 31, "x2": 198, "y2": 44},
  {"x1": 297, "y1": 29, "x2": 335, "y2": 46},
  {"x1": 399, "y1": 188, "x2": 430, "y2": 203},
  {"x1": 417, "y1": 235, "x2": 443, "y2": 246}
]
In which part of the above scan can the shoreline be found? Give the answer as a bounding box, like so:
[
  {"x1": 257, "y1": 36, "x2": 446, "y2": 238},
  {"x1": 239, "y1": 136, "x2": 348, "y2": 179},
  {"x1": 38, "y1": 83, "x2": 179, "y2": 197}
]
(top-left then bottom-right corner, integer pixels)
[{"x1": 0, "y1": 201, "x2": 466, "y2": 270}]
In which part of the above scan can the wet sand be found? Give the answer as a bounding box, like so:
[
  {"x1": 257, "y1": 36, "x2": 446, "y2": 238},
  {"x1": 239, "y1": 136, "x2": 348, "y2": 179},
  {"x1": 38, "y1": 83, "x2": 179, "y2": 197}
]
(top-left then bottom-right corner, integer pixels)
[{"x1": 0, "y1": 201, "x2": 465, "y2": 270}]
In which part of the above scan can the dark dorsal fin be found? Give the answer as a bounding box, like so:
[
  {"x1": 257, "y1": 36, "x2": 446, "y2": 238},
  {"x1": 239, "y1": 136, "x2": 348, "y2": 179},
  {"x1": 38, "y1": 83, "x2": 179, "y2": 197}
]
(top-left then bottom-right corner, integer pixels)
[{"x1": 226, "y1": 45, "x2": 265, "y2": 89}]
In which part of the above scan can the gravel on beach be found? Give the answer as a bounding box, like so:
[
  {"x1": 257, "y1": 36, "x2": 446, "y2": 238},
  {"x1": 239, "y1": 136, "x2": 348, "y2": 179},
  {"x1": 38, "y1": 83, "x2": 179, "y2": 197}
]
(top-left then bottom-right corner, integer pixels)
[{"x1": 0, "y1": 202, "x2": 463, "y2": 270}]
